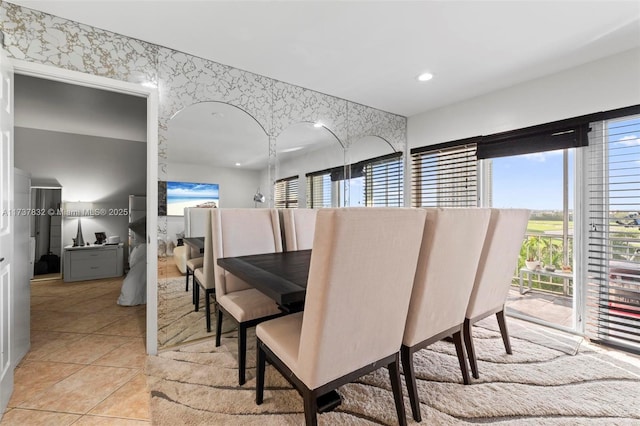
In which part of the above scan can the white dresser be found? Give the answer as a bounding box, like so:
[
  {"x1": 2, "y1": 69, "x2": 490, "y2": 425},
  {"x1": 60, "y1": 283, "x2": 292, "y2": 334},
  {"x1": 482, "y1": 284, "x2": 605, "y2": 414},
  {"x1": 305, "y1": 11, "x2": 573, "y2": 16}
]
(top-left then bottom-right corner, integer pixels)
[{"x1": 63, "y1": 243, "x2": 124, "y2": 282}]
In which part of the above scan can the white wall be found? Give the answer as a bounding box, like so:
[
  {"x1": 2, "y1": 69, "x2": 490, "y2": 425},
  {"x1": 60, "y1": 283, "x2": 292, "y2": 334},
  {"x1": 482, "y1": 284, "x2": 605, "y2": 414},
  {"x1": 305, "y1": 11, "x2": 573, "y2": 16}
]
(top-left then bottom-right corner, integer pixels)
[
  {"x1": 15, "y1": 74, "x2": 147, "y2": 143},
  {"x1": 408, "y1": 48, "x2": 640, "y2": 148},
  {"x1": 167, "y1": 162, "x2": 261, "y2": 209},
  {"x1": 15, "y1": 128, "x2": 146, "y2": 249},
  {"x1": 165, "y1": 162, "x2": 263, "y2": 245}
]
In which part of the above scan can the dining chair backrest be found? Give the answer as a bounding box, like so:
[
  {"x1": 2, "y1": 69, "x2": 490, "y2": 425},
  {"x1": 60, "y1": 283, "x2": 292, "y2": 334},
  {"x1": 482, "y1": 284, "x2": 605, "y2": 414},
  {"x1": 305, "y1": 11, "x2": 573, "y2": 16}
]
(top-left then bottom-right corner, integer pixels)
[
  {"x1": 280, "y1": 208, "x2": 318, "y2": 251},
  {"x1": 211, "y1": 208, "x2": 283, "y2": 296},
  {"x1": 184, "y1": 207, "x2": 211, "y2": 258},
  {"x1": 403, "y1": 208, "x2": 491, "y2": 347},
  {"x1": 466, "y1": 208, "x2": 530, "y2": 320},
  {"x1": 199, "y1": 208, "x2": 215, "y2": 289},
  {"x1": 297, "y1": 208, "x2": 426, "y2": 389}
]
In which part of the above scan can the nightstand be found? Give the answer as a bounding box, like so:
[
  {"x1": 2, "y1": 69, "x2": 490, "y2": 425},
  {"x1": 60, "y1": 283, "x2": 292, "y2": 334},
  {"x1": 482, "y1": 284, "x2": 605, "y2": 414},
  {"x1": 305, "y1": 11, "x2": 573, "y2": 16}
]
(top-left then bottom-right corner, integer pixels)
[{"x1": 63, "y1": 243, "x2": 124, "y2": 282}]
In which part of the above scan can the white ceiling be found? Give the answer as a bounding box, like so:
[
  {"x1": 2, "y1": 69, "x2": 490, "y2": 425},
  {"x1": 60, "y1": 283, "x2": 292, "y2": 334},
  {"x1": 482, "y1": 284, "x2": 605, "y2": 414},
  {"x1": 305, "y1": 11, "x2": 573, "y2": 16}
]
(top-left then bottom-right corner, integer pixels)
[{"x1": 10, "y1": 1, "x2": 640, "y2": 117}]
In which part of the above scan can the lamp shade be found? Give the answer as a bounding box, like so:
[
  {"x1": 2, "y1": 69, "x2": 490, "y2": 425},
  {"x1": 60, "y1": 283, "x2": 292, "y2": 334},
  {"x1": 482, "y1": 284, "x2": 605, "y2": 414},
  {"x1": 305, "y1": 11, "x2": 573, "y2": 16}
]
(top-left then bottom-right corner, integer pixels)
[
  {"x1": 64, "y1": 202, "x2": 94, "y2": 217},
  {"x1": 63, "y1": 201, "x2": 93, "y2": 247}
]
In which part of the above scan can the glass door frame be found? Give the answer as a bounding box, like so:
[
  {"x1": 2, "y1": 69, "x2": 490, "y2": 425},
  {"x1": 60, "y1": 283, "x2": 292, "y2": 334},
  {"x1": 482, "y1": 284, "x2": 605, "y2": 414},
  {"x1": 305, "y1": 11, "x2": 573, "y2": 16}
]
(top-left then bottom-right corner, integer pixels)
[{"x1": 478, "y1": 150, "x2": 586, "y2": 335}]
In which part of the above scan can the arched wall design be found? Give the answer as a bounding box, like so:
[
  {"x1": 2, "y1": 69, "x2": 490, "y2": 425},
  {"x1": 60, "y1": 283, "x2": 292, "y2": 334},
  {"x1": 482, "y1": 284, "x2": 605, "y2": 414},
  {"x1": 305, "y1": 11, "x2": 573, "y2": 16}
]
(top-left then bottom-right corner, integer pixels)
[{"x1": 0, "y1": 2, "x2": 407, "y2": 347}]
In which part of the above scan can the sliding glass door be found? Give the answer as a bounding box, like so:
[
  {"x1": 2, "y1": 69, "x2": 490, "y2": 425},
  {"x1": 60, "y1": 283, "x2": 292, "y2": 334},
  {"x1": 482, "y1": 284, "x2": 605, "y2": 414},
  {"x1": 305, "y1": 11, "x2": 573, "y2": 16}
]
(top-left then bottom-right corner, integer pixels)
[{"x1": 486, "y1": 149, "x2": 577, "y2": 330}]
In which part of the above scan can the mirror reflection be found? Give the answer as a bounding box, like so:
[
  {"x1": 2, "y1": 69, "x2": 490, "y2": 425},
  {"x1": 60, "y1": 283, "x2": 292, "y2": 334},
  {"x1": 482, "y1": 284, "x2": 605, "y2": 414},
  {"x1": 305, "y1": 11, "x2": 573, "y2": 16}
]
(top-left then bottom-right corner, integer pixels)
[
  {"x1": 31, "y1": 184, "x2": 63, "y2": 280},
  {"x1": 160, "y1": 101, "x2": 269, "y2": 349},
  {"x1": 275, "y1": 122, "x2": 345, "y2": 208},
  {"x1": 345, "y1": 136, "x2": 402, "y2": 207},
  {"x1": 167, "y1": 101, "x2": 270, "y2": 209}
]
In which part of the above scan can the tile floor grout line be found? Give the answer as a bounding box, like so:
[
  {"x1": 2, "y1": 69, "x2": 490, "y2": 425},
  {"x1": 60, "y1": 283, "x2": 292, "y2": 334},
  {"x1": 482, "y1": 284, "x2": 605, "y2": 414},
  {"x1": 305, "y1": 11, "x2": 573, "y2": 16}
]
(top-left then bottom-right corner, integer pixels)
[
  {"x1": 83, "y1": 367, "x2": 144, "y2": 418},
  {"x1": 3, "y1": 276, "x2": 151, "y2": 424}
]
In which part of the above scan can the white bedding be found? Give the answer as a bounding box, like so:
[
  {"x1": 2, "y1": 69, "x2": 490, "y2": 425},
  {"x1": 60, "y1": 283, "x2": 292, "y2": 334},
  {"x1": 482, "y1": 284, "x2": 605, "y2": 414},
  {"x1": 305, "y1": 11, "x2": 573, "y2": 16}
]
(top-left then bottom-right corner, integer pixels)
[{"x1": 118, "y1": 244, "x2": 147, "y2": 306}]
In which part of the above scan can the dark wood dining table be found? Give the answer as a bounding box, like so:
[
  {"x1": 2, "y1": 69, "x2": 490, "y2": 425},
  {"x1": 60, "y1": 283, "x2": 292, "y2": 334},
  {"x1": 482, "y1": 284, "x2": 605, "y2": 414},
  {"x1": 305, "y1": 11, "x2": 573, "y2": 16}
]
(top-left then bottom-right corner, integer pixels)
[
  {"x1": 217, "y1": 249, "x2": 311, "y2": 313},
  {"x1": 183, "y1": 236, "x2": 205, "y2": 254}
]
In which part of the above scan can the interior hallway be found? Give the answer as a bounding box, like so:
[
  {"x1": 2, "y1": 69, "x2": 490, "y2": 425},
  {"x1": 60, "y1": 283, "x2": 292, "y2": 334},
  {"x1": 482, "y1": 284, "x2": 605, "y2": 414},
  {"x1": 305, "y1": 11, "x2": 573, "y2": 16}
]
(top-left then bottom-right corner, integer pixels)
[{"x1": 1, "y1": 277, "x2": 150, "y2": 425}]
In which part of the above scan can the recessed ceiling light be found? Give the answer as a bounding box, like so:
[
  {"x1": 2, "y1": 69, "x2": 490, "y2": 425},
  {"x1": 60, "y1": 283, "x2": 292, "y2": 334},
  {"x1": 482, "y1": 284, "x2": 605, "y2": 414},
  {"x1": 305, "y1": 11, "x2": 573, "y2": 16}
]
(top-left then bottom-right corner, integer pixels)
[
  {"x1": 313, "y1": 122, "x2": 323, "y2": 128},
  {"x1": 235, "y1": 162, "x2": 241, "y2": 166},
  {"x1": 417, "y1": 72, "x2": 434, "y2": 82}
]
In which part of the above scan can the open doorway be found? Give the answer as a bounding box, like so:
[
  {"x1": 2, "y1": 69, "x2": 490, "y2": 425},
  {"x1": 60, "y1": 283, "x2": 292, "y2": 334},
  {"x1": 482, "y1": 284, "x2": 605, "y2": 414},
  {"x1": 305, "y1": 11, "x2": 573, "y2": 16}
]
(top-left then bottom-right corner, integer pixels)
[
  {"x1": 11, "y1": 64, "x2": 158, "y2": 355},
  {"x1": 484, "y1": 148, "x2": 576, "y2": 331}
]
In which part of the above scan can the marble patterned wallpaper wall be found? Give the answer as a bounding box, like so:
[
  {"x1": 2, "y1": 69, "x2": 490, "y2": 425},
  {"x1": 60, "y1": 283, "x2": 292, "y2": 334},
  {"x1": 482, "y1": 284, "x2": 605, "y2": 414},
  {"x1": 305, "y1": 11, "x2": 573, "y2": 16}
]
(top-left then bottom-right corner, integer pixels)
[{"x1": 1, "y1": 2, "x2": 407, "y2": 346}]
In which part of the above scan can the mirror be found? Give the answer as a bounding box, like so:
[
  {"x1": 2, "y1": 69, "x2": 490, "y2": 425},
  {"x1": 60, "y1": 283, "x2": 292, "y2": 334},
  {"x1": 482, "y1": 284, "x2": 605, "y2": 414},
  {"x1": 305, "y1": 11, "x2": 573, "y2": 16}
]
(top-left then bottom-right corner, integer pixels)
[
  {"x1": 275, "y1": 122, "x2": 346, "y2": 208},
  {"x1": 167, "y1": 101, "x2": 270, "y2": 209},
  {"x1": 31, "y1": 182, "x2": 63, "y2": 281},
  {"x1": 345, "y1": 136, "x2": 400, "y2": 207},
  {"x1": 160, "y1": 101, "x2": 269, "y2": 349}
]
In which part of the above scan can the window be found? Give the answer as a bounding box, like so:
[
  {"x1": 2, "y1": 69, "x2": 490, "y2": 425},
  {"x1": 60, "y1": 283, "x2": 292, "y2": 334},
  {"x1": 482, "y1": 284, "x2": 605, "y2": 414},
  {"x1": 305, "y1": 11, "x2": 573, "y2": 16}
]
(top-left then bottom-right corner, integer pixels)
[
  {"x1": 274, "y1": 176, "x2": 298, "y2": 208},
  {"x1": 586, "y1": 114, "x2": 640, "y2": 351},
  {"x1": 306, "y1": 171, "x2": 333, "y2": 208},
  {"x1": 411, "y1": 141, "x2": 478, "y2": 207},
  {"x1": 362, "y1": 153, "x2": 403, "y2": 207}
]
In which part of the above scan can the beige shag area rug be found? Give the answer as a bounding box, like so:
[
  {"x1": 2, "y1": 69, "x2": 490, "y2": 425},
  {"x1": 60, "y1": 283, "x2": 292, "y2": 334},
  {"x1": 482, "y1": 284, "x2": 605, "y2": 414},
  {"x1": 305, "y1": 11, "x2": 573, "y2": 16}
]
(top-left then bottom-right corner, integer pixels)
[
  {"x1": 157, "y1": 277, "x2": 235, "y2": 349},
  {"x1": 145, "y1": 316, "x2": 640, "y2": 425}
]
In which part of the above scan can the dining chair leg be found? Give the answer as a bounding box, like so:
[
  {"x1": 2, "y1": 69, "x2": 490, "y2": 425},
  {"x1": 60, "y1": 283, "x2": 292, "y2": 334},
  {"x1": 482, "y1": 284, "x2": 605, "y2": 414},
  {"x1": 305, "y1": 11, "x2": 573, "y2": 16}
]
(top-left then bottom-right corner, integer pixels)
[
  {"x1": 194, "y1": 284, "x2": 200, "y2": 312},
  {"x1": 400, "y1": 345, "x2": 421, "y2": 421},
  {"x1": 205, "y1": 290, "x2": 212, "y2": 332},
  {"x1": 464, "y1": 318, "x2": 479, "y2": 379},
  {"x1": 496, "y1": 310, "x2": 512, "y2": 354},
  {"x1": 185, "y1": 268, "x2": 190, "y2": 292},
  {"x1": 302, "y1": 389, "x2": 318, "y2": 426},
  {"x1": 256, "y1": 342, "x2": 266, "y2": 405},
  {"x1": 238, "y1": 324, "x2": 247, "y2": 385},
  {"x1": 389, "y1": 353, "x2": 408, "y2": 426},
  {"x1": 215, "y1": 309, "x2": 223, "y2": 347},
  {"x1": 452, "y1": 330, "x2": 470, "y2": 385},
  {"x1": 192, "y1": 277, "x2": 196, "y2": 305}
]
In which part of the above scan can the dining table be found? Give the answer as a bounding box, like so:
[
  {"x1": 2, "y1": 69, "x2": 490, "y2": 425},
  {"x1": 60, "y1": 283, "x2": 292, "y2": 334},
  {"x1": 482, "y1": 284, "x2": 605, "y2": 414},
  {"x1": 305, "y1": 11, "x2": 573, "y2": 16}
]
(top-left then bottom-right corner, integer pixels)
[
  {"x1": 217, "y1": 249, "x2": 342, "y2": 413},
  {"x1": 217, "y1": 249, "x2": 311, "y2": 313},
  {"x1": 183, "y1": 236, "x2": 205, "y2": 254}
]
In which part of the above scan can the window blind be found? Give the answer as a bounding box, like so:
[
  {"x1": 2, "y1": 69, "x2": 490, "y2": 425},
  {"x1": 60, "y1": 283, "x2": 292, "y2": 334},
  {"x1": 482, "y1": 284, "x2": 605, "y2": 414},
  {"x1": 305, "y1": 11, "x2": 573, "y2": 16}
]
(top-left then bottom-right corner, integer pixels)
[
  {"x1": 411, "y1": 141, "x2": 478, "y2": 207},
  {"x1": 476, "y1": 123, "x2": 590, "y2": 159},
  {"x1": 586, "y1": 114, "x2": 640, "y2": 352},
  {"x1": 306, "y1": 172, "x2": 332, "y2": 208},
  {"x1": 274, "y1": 176, "x2": 298, "y2": 208},
  {"x1": 362, "y1": 152, "x2": 403, "y2": 207}
]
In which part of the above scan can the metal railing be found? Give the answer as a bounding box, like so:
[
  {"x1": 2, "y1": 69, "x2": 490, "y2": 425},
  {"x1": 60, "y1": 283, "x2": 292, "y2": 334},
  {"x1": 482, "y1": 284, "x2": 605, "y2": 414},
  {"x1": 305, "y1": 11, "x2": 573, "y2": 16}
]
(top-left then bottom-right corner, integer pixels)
[
  {"x1": 512, "y1": 233, "x2": 573, "y2": 296},
  {"x1": 512, "y1": 233, "x2": 640, "y2": 297}
]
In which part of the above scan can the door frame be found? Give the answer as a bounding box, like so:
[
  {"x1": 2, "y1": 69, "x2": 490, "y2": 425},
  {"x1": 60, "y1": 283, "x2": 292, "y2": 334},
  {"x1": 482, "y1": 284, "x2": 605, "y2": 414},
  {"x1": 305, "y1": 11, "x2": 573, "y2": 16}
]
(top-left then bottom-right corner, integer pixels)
[{"x1": 12, "y1": 59, "x2": 159, "y2": 355}]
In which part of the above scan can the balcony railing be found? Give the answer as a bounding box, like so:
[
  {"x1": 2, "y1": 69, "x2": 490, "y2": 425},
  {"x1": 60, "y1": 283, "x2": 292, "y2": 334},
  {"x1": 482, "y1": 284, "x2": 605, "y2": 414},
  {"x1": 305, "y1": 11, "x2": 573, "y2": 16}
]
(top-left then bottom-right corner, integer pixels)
[
  {"x1": 512, "y1": 232, "x2": 640, "y2": 297},
  {"x1": 512, "y1": 232, "x2": 574, "y2": 296}
]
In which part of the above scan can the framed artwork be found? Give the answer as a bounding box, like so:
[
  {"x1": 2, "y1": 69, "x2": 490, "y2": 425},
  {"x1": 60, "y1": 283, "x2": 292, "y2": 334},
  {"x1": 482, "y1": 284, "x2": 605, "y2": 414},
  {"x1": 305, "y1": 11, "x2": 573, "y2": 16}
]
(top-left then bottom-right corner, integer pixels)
[{"x1": 160, "y1": 181, "x2": 220, "y2": 216}]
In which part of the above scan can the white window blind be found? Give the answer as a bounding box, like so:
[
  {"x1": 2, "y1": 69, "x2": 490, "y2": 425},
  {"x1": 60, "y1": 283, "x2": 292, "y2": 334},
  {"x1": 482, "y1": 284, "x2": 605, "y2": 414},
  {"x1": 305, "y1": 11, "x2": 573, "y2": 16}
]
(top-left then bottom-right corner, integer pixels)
[
  {"x1": 362, "y1": 153, "x2": 403, "y2": 207},
  {"x1": 411, "y1": 142, "x2": 478, "y2": 207},
  {"x1": 274, "y1": 176, "x2": 298, "y2": 208},
  {"x1": 586, "y1": 114, "x2": 640, "y2": 351}
]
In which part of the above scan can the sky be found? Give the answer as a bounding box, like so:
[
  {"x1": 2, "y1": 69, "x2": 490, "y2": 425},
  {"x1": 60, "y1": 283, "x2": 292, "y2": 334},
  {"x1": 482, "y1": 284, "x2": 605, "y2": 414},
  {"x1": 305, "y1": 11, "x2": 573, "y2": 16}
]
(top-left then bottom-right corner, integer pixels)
[
  {"x1": 492, "y1": 116, "x2": 640, "y2": 212},
  {"x1": 491, "y1": 149, "x2": 572, "y2": 211}
]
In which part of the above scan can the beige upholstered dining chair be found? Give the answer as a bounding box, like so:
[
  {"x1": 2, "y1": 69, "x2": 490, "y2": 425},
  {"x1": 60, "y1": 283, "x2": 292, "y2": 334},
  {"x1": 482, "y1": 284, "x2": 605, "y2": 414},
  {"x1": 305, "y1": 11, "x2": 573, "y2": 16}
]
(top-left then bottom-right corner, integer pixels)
[
  {"x1": 401, "y1": 207, "x2": 491, "y2": 422},
  {"x1": 255, "y1": 208, "x2": 427, "y2": 426},
  {"x1": 186, "y1": 256, "x2": 203, "y2": 301},
  {"x1": 464, "y1": 208, "x2": 530, "y2": 379},
  {"x1": 280, "y1": 208, "x2": 318, "y2": 251},
  {"x1": 211, "y1": 208, "x2": 285, "y2": 385},
  {"x1": 181, "y1": 207, "x2": 209, "y2": 292},
  {"x1": 193, "y1": 209, "x2": 215, "y2": 331}
]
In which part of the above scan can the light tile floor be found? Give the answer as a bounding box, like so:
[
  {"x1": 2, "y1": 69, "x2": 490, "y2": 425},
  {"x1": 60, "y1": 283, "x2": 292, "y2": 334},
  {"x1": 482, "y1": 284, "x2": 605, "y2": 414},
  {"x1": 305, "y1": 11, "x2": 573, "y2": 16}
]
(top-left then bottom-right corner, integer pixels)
[{"x1": 1, "y1": 276, "x2": 150, "y2": 425}]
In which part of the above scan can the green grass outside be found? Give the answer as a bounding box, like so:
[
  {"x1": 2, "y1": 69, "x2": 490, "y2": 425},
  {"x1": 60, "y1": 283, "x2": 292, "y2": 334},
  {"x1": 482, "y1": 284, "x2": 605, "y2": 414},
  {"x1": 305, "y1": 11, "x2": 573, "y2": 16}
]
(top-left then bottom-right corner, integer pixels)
[{"x1": 527, "y1": 220, "x2": 569, "y2": 234}]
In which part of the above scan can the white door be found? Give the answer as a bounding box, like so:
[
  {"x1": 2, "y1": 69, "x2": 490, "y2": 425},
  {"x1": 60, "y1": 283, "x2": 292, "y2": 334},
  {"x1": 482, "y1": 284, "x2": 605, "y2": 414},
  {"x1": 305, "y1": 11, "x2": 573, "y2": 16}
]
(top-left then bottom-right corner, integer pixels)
[
  {"x1": 0, "y1": 31, "x2": 14, "y2": 414},
  {"x1": 13, "y1": 169, "x2": 30, "y2": 365}
]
